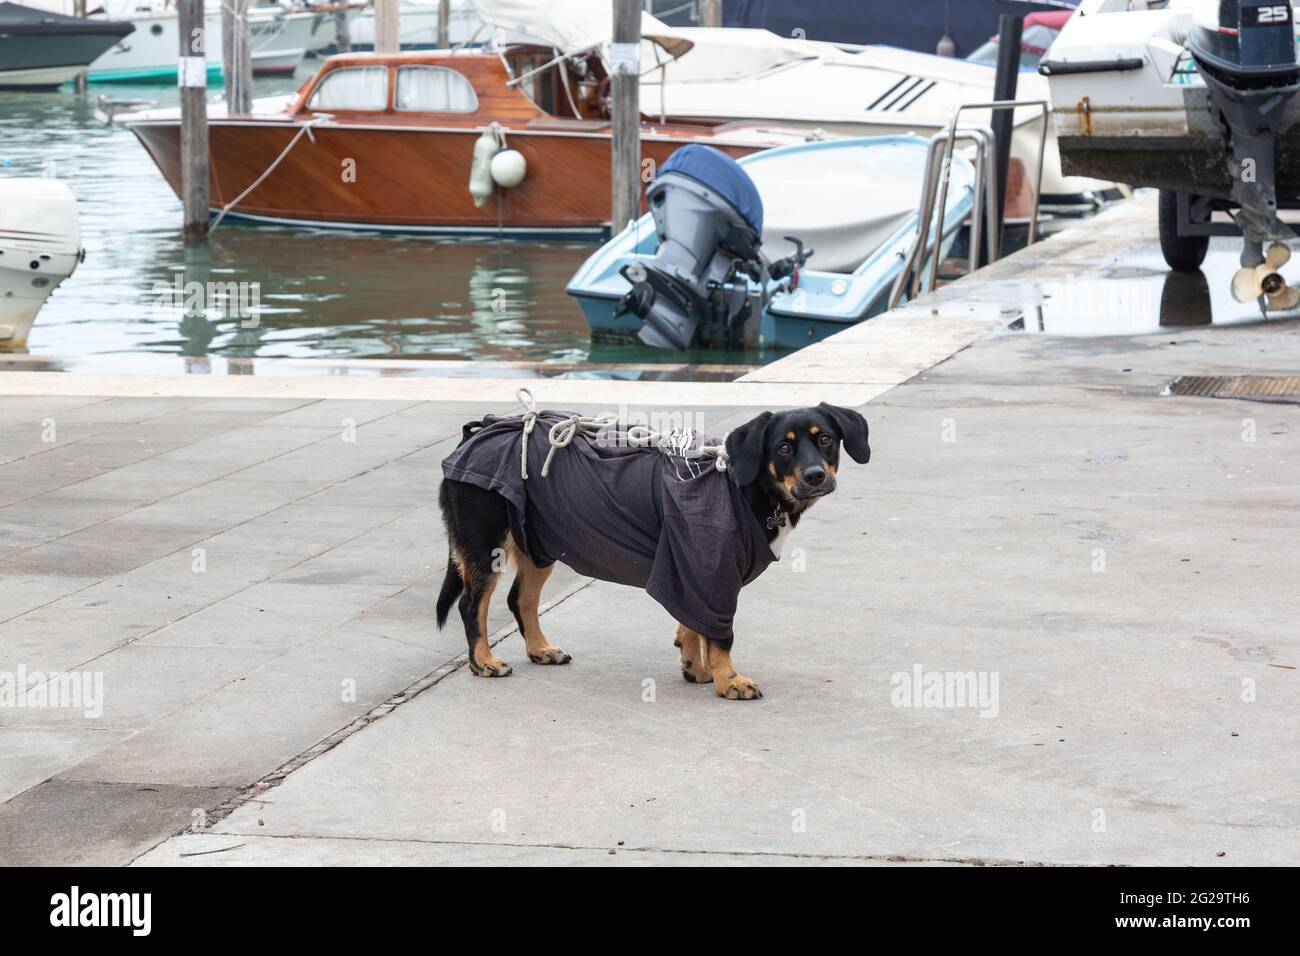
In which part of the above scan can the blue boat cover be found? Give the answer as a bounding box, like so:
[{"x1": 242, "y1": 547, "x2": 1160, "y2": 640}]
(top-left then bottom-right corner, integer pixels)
[{"x1": 658, "y1": 144, "x2": 764, "y2": 234}]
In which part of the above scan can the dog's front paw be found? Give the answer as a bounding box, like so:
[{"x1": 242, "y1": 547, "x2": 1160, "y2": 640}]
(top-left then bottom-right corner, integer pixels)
[
  {"x1": 715, "y1": 673, "x2": 762, "y2": 700},
  {"x1": 528, "y1": 644, "x2": 571, "y2": 665},
  {"x1": 469, "y1": 655, "x2": 513, "y2": 677},
  {"x1": 681, "y1": 657, "x2": 712, "y2": 683}
]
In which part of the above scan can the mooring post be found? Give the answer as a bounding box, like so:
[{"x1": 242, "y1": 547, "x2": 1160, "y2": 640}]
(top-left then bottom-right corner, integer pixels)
[
  {"x1": 437, "y1": 0, "x2": 450, "y2": 48},
  {"x1": 374, "y1": 0, "x2": 400, "y2": 54},
  {"x1": 222, "y1": 0, "x2": 253, "y2": 115},
  {"x1": 990, "y1": 13, "x2": 1023, "y2": 259},
  {"x1": 178, "y1": 0, "x2": 209, "y2": 242},
  {"x1": 701, "y1": 0, "x2": 722, "y2": 28},
  {"x1": 74, "y1": 0, "x2": 88, "y2": 94},
  {"x1": 610, "y1": 0, "x2": 641, "y2": 232},
  {"x1": 335, "y1": 8, "x2": 352, "y2": 54}
]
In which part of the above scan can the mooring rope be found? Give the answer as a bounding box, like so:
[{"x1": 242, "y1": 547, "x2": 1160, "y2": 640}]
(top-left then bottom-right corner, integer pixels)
[
  {"x1": 210, "y1": 117, "x2": 325, "y2": 231},
  {"x1": 515, "y1": 388, "x2": 729, "y2": 479}
]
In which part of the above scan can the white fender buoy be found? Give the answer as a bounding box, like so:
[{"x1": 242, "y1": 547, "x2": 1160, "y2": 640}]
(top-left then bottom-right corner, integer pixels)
[
  {"x1": 469, "y1": 125, "x2": 500, "y2": 208},
  {"x1": 490, "y1": 149, "x2": 527, "y2": 188}
]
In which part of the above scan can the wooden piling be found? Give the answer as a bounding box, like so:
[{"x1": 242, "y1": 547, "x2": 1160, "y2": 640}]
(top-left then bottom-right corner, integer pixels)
[
  {"x1": 374, "y1": 0, "x2": 400, "y2": 55},
  {"x1": 437, "y1": 0, "x2": 450, "y2": 48},
  {"x1": 609, "y1": 0, "x2": 641, "y2": 233},
  {"x1": 74, "y1": 0, "x2": 87, "y2": 94},
  {"x1": 335, "y1": 8, "x2": 352, "y2": 54},
  {"x1": 701, "y1": 0, "x2": 723, "y2": 28},
  {"x1": 222, "y1": 0, "x2": 253, "y2": 116},
  {"x1": 178, "y1": 0, "x2": 209, "y2": 242}
]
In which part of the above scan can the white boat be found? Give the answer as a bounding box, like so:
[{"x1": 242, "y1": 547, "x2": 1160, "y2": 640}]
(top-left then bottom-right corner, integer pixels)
[
  {"x1": 1043, "y1": 0, "x2": 1300, "y2": 309},
  {"x1": 83, "y1": 0, "x2": 316, "y2": 82},
  {"x1": 0, "y1": 179, "x2": 81, "y2": 352},
  {"x1": 471, "y1": 0, "x2": 1119, "y2": 219},
  {"x1": 297, "y1": 2, "x2": 351, "y2": 54},
  {"x1": 329, "y1": 0, "x2": 484, "y2": 53}
]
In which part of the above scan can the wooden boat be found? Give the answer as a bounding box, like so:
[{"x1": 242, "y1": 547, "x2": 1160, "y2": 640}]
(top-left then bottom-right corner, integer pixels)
[{"x1": 123, "y1": 48, "x2": 815, "y2": 238}]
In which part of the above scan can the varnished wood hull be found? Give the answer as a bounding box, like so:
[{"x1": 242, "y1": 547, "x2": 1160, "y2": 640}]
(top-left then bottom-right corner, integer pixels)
[{"x1": 130, "y1": 121, "x2": 758, "y2": 236}]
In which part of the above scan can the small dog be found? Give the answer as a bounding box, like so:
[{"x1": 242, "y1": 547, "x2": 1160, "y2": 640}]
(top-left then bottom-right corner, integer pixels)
[{"x1": 436, "y1": 403, "x2": 870, "y2": 700}]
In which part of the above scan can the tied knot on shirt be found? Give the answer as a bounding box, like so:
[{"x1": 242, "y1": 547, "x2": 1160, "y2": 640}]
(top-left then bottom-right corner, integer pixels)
[{"x1": 514, "y1": 388, "x2": 730, "y2": 481}]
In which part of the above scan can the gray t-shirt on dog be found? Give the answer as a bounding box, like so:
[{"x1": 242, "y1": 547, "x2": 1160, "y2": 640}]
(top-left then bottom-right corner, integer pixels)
[{"x1": 441, "y1": 410, "x2": 776, "y2": 641}]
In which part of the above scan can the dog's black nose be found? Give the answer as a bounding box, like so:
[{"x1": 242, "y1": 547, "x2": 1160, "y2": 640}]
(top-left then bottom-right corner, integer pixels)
[{"x1": 804, "y1": 466, "x2": 826, "y2": 486}]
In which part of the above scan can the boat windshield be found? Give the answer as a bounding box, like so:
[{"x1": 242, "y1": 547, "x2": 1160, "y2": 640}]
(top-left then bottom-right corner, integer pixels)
[
  {"x1": 395, "y1": 67, "x2": 480, "y2": 112},
  {"x1": 308, "y1": 66, "x2": 389, "y2": 111},
  {"x1": 967, "y1": 27, "x2": 1059, "y2": 69}
]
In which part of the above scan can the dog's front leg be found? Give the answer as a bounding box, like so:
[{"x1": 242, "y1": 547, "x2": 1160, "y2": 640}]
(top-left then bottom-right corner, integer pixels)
[
  {"x1": 674, "y1": 624, "x2": 711, "y2": 684},
  {"x1": 705, "y1": 637, "x2": 762, "y2": 701}
]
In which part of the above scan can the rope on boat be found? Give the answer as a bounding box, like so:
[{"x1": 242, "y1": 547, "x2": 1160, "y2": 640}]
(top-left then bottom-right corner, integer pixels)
[
  {"x1": 514, "y1": 388, "x2": 729, "y2": 480},
  {"x1": 210, "y1": 117, "x2": 325, "y2": 231}
]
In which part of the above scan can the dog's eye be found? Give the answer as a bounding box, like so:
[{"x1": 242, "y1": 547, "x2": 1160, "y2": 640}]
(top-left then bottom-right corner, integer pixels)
[
  {"x1": 777, "y1": 442, "x2": 792, "y2": 456},
  {"x1": 818, "y1": 433, "x2": 833, "y2": 447}
]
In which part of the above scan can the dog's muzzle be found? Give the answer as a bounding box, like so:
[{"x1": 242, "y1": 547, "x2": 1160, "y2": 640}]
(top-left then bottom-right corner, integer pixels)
[{"x1": 795, "y1": 467, "x2": 835, "y2": 499}]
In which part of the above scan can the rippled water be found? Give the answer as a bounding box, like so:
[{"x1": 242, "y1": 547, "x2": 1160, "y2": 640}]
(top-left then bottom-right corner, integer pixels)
[{"x1": 1, "y1": 71, "x2": 720, "y2": 365}]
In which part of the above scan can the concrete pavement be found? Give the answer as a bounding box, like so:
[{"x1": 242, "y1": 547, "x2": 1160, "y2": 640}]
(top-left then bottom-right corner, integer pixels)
[
  {"x1": 0, "y1": 394, "x2": 593, "y2": 864},
  {"x1": 3, "y1": 196, "x2": 1298, "y2": 866},
  {"x1": 123, "y1": 318, "x2": 1299, "y2": 867}
]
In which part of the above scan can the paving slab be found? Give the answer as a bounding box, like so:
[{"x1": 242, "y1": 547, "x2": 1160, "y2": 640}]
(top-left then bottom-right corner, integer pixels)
[
  {"x1": 0, "y1": 780, "x2": 237, "y2": 867},
  {"x1": 0, "y1": 728, "x2": 131, "y2": 804},
  {"x1": 55, "y1": 627, "x2": 443, "y2": 788}
]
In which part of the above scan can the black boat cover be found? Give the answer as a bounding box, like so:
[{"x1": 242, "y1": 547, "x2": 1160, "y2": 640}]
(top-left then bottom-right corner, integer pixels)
[{"x1": 721, "y1": 0, "x2": 1076, "y2": 58}]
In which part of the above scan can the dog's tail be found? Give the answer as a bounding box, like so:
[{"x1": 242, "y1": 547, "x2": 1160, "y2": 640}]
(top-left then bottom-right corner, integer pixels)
[{"x1": 435, "y1": 553, "x2": 462, "y2": 629}]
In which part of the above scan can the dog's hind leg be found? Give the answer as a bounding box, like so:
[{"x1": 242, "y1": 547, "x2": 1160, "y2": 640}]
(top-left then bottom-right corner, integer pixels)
[
  {"x1": 705, "y1": 637, "x2": 762, "y2": 701},
  {"x1": 458, "y1": 551, "x2": 510, "y2": 677},
  {"x1": 506, "y1": 537, "x2": 570, "y2": 665},
  {"x1": 459, "y1": 554, "x2": 510, "y2": 677},
  {"x1": 674, "y1": 624, "x2": 711, "y2": 684},
  {"x1": 440, "y1": 478, "x2": 512, "y2": 678}
]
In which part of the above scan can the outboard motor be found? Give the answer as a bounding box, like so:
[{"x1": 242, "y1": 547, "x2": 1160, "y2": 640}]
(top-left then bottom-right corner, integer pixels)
[
  {"x1": 616, "y1": 144, "x2": 808, "y2": 350},
  {"x1": 1188, "y1": 0, "x2": 1300, "y2": 305}
]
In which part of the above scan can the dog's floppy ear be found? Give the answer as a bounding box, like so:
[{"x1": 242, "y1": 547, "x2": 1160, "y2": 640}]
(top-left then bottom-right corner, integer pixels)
[
  {"x1": 724, "y1": 411, "x2": 771, "y2": 486},
  {"x1": 818, "y1": 402, "x2": 871, "y2": 463}
]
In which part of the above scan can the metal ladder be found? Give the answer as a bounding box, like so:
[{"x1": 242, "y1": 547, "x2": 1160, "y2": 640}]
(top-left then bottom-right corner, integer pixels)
[{"x1": 889, "y1": 99, "x2": 1050, "y2": 310}]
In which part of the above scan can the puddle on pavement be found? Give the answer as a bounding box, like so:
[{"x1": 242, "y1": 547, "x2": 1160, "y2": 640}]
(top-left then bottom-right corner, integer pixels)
[{"x1": 1016, "y1": 240, "x2": 1300, "y2": 336}]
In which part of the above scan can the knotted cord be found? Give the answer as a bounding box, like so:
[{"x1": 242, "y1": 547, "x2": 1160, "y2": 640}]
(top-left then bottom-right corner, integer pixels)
[
  {"x1": 515, "y1": 388, "x2": 729, "y2": 479},
  {"x1": 211, "y1": 117, "x2": 325, "y2": 231}
]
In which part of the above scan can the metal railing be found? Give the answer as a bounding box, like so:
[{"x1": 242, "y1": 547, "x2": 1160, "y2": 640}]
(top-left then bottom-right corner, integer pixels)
[{"x1": 889, "y1": 99, "x2": 1050, "y2": 310}]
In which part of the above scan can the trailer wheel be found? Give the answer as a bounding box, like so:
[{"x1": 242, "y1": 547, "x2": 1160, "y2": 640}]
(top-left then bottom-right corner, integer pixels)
[{"x1": 1158, "y1": 190, "x2": 1209, "y2": 271}]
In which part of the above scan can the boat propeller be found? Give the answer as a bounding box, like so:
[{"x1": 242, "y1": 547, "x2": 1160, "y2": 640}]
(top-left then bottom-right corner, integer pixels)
[{"x1": 1230, "y1": 242, "x2": 1300, "y2": 310}]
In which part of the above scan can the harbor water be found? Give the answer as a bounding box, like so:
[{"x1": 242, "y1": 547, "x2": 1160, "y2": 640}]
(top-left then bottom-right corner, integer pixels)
[{"x1": 1, "y1": 72, "x2": 770, "y2": 367}]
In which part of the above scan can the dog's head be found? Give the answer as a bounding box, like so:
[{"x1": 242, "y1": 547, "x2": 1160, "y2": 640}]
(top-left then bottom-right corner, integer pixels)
[{"x1": 724, "y1": 404, "x2": 870, "y2": 503}]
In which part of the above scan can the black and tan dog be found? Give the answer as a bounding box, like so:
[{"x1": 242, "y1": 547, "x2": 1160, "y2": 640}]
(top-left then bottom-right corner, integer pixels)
[{"x1": 436, "y1": 403, "x2": 870, "y2": 700}]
